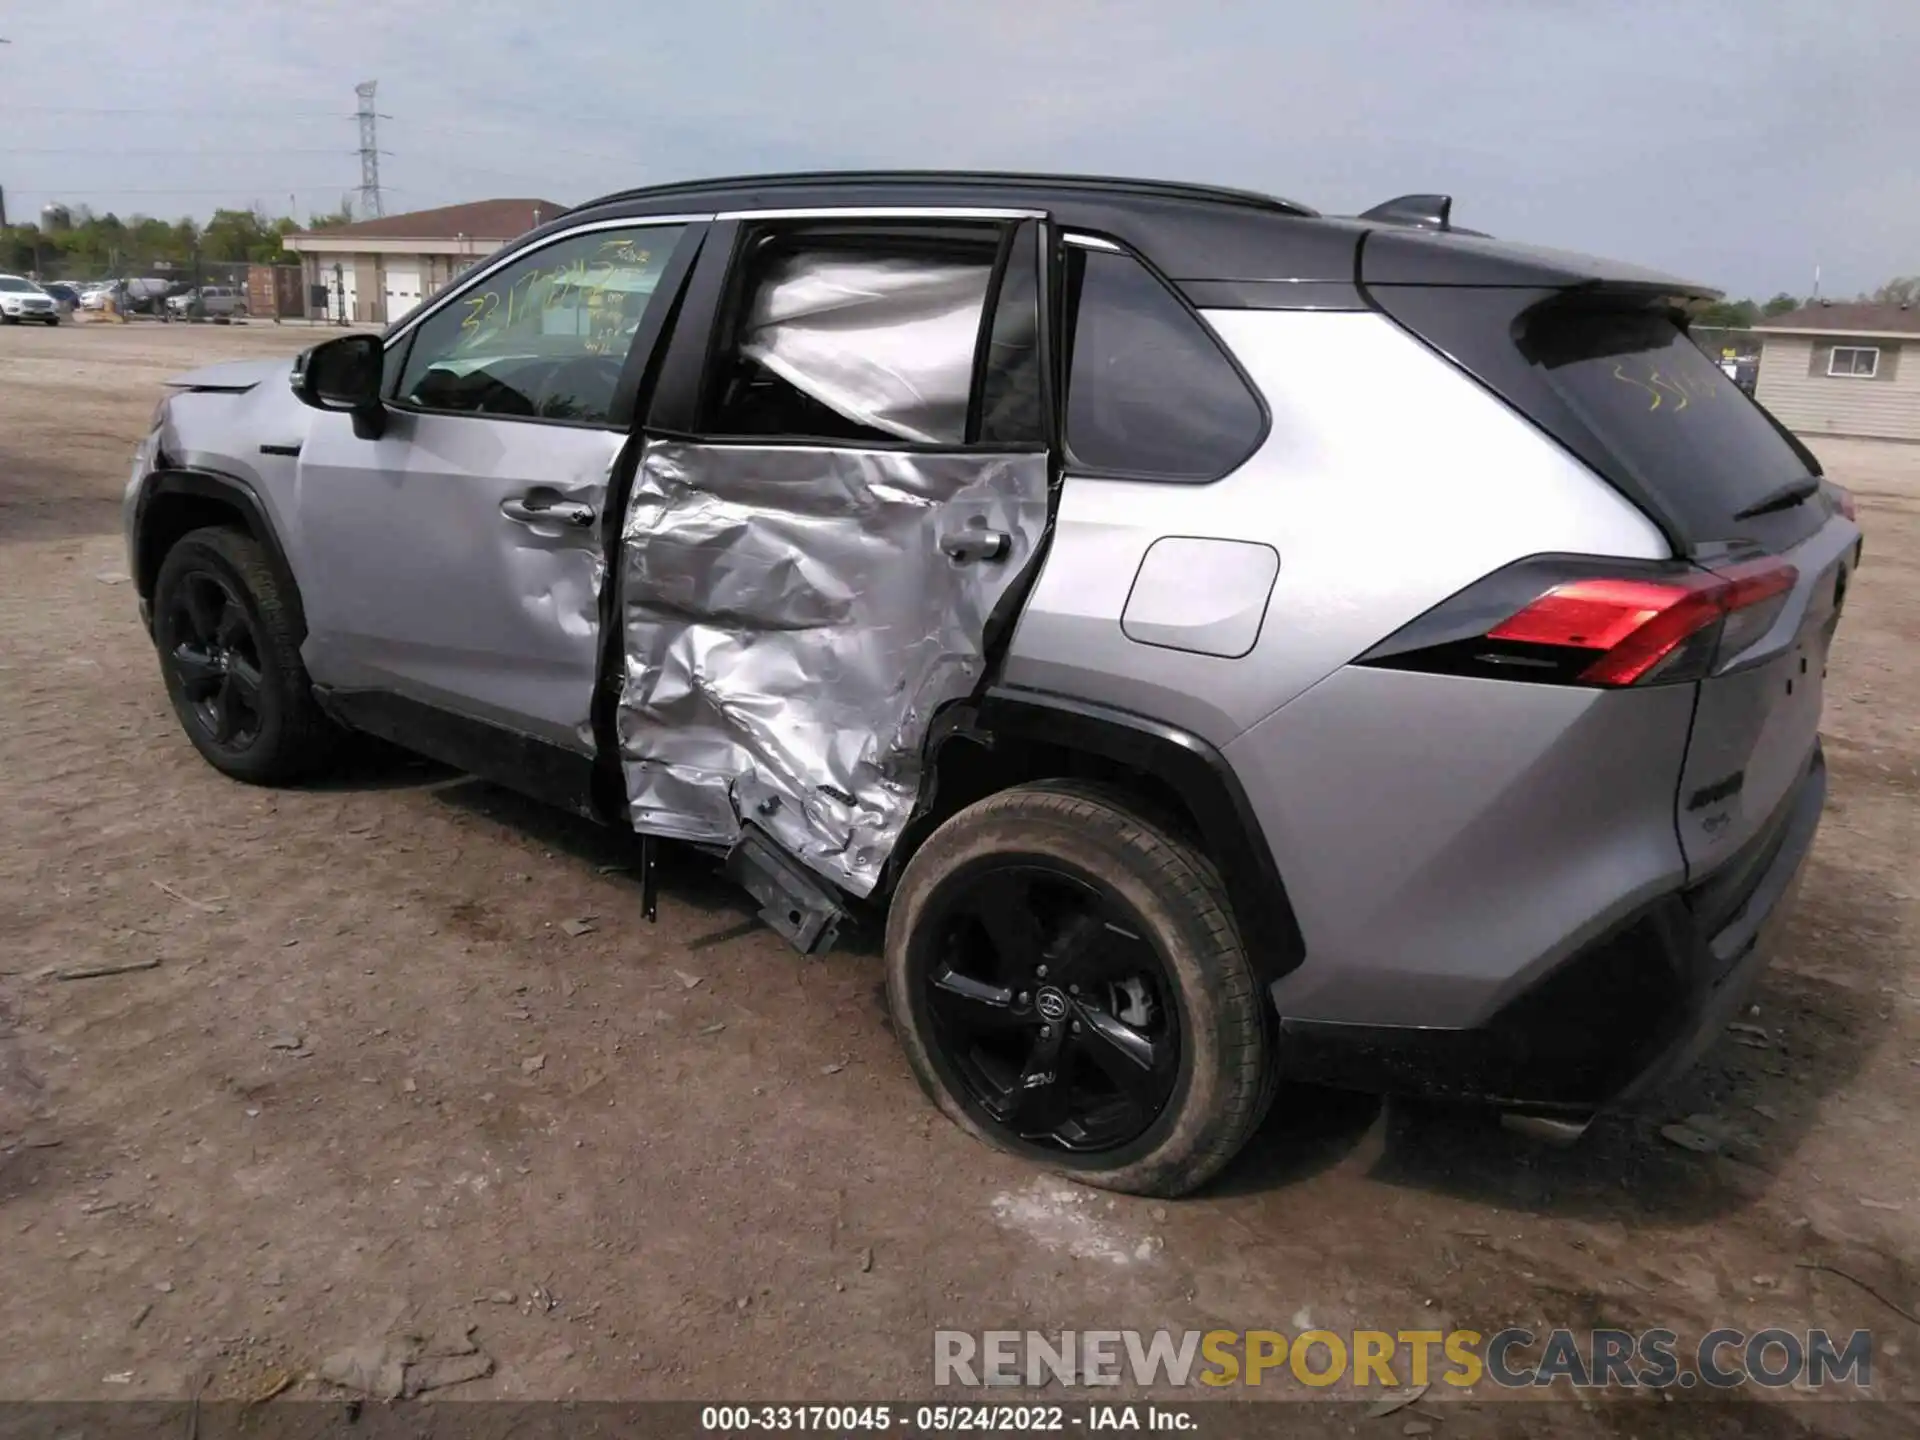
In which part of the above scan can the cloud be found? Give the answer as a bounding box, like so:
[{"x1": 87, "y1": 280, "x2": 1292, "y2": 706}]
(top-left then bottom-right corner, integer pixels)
[{"x1": 0, "y1": 0, "x2": 1913, "y2": 296}]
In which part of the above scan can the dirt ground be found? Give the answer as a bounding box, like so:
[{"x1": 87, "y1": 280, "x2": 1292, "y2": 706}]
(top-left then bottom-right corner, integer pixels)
[{"x1": 2, "y1": 320, "x2": 1917, "y2": 1436}]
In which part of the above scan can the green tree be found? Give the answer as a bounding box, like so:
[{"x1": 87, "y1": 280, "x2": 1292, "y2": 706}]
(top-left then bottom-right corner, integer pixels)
[
  {"x1": 5, "y1": 201, "x2": 316, "y2": 280},
  {"x1": 1695, "y1": 297, "x2": 1758, "y2": 328},
  {"x1": 304, "y1": 197, "x2": 356, "y2": 230},
  {"x1": 1871, "y1": 277, "x2": 1919, "y2": 306},
  {"x1": 201, "y1": 207, "x2": 290, "y2": 263},
  {"x1": 1761, "y1": 292, "x2": 1801, "y2": 316},
  {"x1": 0, "y1": 224, "x2": 42, "y2": 273}
]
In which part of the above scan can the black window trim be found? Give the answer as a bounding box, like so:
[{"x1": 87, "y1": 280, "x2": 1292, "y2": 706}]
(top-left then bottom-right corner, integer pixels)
[
  {"x1": 380, "y1": 215, "x2": 709, "y2": 433},
  {"x1": 1054, "y1": 231, "x2": 1272, "y2": 486},
  {"x1": 964, "y1": 224, "x2": 1021, "y2": 444}
]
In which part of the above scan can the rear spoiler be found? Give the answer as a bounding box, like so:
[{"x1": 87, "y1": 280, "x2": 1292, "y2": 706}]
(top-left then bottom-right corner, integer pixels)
[{"x1": 1353, "y1": 195, "x2": 1717, "y2": 301}]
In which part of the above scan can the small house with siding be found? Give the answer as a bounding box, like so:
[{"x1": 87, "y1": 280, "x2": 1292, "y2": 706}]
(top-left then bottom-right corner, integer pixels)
[{"x1": 1753, "y1": 302, "x2": 1920, "y2": 442}]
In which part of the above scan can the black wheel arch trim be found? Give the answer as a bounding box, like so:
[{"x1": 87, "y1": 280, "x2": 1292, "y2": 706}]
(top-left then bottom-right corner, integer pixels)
[
  {"x1": 965, "y1": 685, "x2": 1306, "y2": 987},
  {"x1": 132, "y1": 467, "x2": 305, "y2": 639}
]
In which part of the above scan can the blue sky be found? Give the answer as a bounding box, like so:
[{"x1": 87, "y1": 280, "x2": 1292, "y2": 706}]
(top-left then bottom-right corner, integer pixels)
[{"x1": 1, "y1": 0, "x2": 1912, "y2": 299}]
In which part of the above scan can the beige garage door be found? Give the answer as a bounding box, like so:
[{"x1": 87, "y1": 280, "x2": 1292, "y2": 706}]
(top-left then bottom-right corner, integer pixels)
[{"x1": 384, "y1": 264, "x2": 423, "y2": 324}]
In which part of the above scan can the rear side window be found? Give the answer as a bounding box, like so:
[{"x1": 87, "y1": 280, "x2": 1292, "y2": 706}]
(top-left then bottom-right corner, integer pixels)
[
  {"x1": 1522, "y1": 310, "x2": 1815, "y2": 538},
  {"x1": 704, "y1": 224, "x2": 1020, "y2": 446},
  {"x1": 1061, "y1": 245, "x2": 1265, "y2": 481}
]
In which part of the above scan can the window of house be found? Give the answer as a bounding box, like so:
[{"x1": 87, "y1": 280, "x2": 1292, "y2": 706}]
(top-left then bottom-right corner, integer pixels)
[
  {"x1": 1059, "y1": 241, "x2": 1265, "y2": 481},
  {"x1": 394, "y1": 223, "x2": 686, "y2": 424},
  {"x1": 703, "y1": 223, "x2": 1042, "y2": 447},
  {"x1": 1829, "y1": 346, "x2": 1880, "y2": 378}
]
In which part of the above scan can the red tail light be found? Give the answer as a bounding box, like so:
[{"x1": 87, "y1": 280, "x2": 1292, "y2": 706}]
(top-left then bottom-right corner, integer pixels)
[
  {"x1": 1489, "y1": 560, "x2": 1796, "y2": 686},
  {"x1": 1358, "y1": 555, "x2": 1801, "y2": 689}
]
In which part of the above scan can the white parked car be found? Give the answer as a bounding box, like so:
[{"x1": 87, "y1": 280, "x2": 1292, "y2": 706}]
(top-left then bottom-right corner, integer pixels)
[{"x1": 0, "y1": 274, "x2": 61, "y2": 325}]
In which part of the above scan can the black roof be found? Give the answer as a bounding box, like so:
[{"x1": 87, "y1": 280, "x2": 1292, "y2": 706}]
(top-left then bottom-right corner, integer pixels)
[
  {"x1": 561, "y1": 170, "x2": 1365, "y2": 285},
  {"x1": 577, "y1": 169, "x2": 1321, "y2": 220},
  {"x1": 543, "y1": 170, "x2": 1712, "y2": 299}
]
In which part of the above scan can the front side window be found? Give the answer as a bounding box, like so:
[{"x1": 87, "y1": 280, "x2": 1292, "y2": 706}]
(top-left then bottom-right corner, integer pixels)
[
  {"x1": 1829, "y1": 346, "x2": 1880, "y2": 378},
  {"x1": 1060, "y1": 245, "x2": 1265, "y2": 481},
  {"x1": 395, "y1": 223, "x2": 686, "y2": 424}
]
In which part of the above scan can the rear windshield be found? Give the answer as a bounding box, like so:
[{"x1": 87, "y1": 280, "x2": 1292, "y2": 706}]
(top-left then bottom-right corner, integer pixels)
[{"x1": 1523, "y1": 309, "x2": 1814, "y2": 538}]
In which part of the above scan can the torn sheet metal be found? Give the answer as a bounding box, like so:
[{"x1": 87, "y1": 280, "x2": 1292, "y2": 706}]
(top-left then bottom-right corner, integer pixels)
[
  {"x1": 740, "y1": 254, "x2": 992, "y2": 444},
  {"x1": 618, "y1": 439, "x2": 1049, "y2": 896}
]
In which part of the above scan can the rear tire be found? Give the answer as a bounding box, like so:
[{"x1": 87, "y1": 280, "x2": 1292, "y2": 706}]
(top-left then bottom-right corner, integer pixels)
[
  {"x1": 152, "y1": 526, "x2": 338, "y2": 784},
  {"x1": 886, "y1": 781, "x2": 1272, "y2": 1197}
]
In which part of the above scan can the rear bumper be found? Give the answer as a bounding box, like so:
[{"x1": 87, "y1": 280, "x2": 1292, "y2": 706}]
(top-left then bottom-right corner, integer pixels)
[{"x1": 1273, "y1": 742, "x2": 1826, "y2": 1113}]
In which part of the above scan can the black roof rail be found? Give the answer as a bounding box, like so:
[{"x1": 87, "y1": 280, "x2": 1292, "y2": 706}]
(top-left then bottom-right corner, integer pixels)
[{"x1": 568, "y1": 170, "x2": 1319, "y2": 219}]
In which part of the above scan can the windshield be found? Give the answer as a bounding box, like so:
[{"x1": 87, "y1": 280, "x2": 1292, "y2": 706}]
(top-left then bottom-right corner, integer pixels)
[{"x1": 0, "y1": 277, "x2": 42, "y2": 294}]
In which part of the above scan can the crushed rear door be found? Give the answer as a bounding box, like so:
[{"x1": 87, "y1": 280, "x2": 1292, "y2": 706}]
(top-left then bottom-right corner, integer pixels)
[{"x1": 613, "y1": 219, "x2": 1053, "y2": 944}]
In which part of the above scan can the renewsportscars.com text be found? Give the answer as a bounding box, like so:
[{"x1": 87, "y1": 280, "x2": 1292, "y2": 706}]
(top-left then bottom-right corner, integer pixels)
[{"x1": 933, "y1": 1327, "x2": 1872, "y2": 1391}]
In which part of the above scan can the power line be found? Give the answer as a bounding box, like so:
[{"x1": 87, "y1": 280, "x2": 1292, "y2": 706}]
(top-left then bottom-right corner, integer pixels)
[
  {"x1": 1, "y1": 185, "x2": 406, "y2": 196},
  {"x1": 8, "y1": 148, "x2": 355, "y2": 155},
  {"x1": 0, "y1": 103, "x2": 350, "y2": 117}
]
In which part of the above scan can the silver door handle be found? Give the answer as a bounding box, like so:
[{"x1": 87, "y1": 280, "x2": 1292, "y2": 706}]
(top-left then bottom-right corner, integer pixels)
[
  {"x1": 501, "y1": 495, "x2": 595, "y2": 528},
  {"x1": 940, "y1": 528, "x2": 1011, "y2": 563}
]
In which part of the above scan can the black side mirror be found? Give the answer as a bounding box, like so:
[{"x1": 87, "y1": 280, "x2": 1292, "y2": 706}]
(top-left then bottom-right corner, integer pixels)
[{"x1": 293, "y1": 333, "x2": 386, "y2": 439}]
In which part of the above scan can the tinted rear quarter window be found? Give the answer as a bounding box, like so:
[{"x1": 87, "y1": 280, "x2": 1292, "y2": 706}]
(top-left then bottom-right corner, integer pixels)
[
  {"x1": 975, "y1": 223, "x2": 1045, "y2": 446},
  {"x1": 1062, "y1": 246, "x2": 1265, "y2": 481},
  {"x1": 1522, "y1": 310, "x2": 1816, "y2": 540}
]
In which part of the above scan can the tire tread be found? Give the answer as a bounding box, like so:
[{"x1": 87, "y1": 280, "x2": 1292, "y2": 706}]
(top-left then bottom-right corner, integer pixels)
[
  {"x1": 887, "y1": 779, "x2": 1273, "y2": 1197},
  {"x1": 154, "y1": 525, "x2": 337, "y2": 784}
]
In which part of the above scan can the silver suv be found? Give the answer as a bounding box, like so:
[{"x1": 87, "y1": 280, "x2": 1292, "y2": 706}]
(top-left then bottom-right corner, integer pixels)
[
  {"x1": 124, "y1": 173, "x2": 1858, "y2": 1196},
  {"x1": 166, "y1": 284, "x2": 246, "y2": 319}
]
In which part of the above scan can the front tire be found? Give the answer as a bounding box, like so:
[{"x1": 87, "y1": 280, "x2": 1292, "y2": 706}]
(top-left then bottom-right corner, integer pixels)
[
  {"x1": 152, "y1": 526, "x2": 338, "y2": 784},
  {"x1": 886, "y1": 782, "x2": 1272, "y2": 1197}
]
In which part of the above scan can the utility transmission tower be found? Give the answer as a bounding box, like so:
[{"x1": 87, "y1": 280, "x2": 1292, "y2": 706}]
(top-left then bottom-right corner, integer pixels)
[{"x1": 355, "y1": 80, "x2": 385, "y2": 218}]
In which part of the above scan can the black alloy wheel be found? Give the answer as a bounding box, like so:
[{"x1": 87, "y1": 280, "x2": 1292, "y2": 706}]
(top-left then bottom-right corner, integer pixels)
[
  {"x1": 149, "y1": 525, "x2": 339, "y2": 784},
  {"x1": 920, "y1": 862, "x2": 1183, "y2": 1151},
  {"x1": 163, "y1": 570, "x2": 266, "y2": 752},
  {"x1": 887, "y1": 781, "x2": 1273, "y2": 1196}
]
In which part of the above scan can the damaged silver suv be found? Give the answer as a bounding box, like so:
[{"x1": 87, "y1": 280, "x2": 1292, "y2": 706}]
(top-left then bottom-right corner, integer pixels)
[{"x1": 126, "y1": 173, "x2": 1857, "y2": 1196}]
